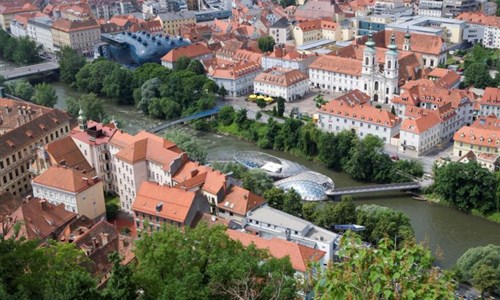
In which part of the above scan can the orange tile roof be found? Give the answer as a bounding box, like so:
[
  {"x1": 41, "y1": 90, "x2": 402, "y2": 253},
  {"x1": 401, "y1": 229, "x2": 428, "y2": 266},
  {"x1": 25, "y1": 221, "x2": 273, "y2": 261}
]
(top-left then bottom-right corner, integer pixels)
[
  {"x1": 227, "y1": 229, "x2": 325, "y2": 272},
  {"x1": 33, "y1": 166, "x2": 101, "y2": 193},
  {"x1": 454, "y1": 125, "x2": 500, "y2": 148},
  {"x1": 208, "y1": 60, "x2": 262, "y2": 79},
  {"x1": 46, "y1": 136, "x2": 95, "y2": 174},
  {"x1": 309, "y1": 55, "x2": 361, "y2": 76},
  {"x1": 472, "y1": 115, "x2": 500, "y2": 129},
  {"x1": 132, "y1": 181, "x2": 196, "y2": 224},
  {"x1": 218, "y1": 186, "x2": 265, "y2": 216},
  {"x1": 480, "y1": 87, "x2": 500, "y2": 106},
  {"x1": 456, "y1": 12, "x2": 500, "y2": 28},
  {"x1": 0, "y1": 2, "x2": 38, "y2": 14},
  {"x1": 254, "y1": 67, "x2": 308, "y2": 87},
  {"x1": 319, "y1": 92, "x2": 400, "y2": 127},
  {"x1": 400, "y1": 110, "x2": 441, "y2": 134},
  {"x1": 52, "y1": 18, "x2": 100, "y2": 32},
  {"x1": 161, "y1": 42, "x2": 212, "y2": 63},
  {"x1": 296, "y1": 18, "x2": 338, "y2": 32}
]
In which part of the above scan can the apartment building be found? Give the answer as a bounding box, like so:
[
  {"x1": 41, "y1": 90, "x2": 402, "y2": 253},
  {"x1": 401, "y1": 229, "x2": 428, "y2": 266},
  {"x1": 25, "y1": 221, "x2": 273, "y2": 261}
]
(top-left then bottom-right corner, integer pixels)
[
  {"x1": 207, "y1": 61, "x2": 262, "y2": 97},
  {"x1": 456, "y1": 12, "x2": 500, "y2": 49},
  {"x1": 132, "y1": 181, "x2": 210, "y2": 231},
  {"x1": 317, "y1": 90, "x2": 401, "y2": 143},
  {"x1": 453, "y1": 115, "x2": 500, "y2": 158},
  {"x1": 399, "y1": 109, "x2": 442, "y2": 155},
  {"x1": 254, "y1": 68, "x2": 309, "y2": 102},
  {"x1": 155, "y1": 11, "x2": 196, "y2": 35},
  {"x1": 261, "y1": 46, "x2": 316, "y2": 73},
  {"x1": 292, "y1": 18, "x2": 342, "y2": 46},
  {"x1": 477, "y1": 87, "x2": 500, "y2": 118},
  {"x1": 269, "y1": 17, "x2": 290, "y2": 45},
  {"x1": 32, "y1": 166, "x2": 106, "y2": 220},
  {"x1": 0, "y1": 2, "x2": 38, "y2": 31},
  {"x1": 216, "y1": 186, "x2": 266, "y2": 223},
  {"x1": 0, "y1": 99, "x2": 73, "y2": 197},
  {"x1": 51, "y1": 18, "x2": 101, "y2": 55},
  {"x1": 28, "y1": 16, "x2": 55, "y2": 52},
  {"x1": 161, "y1": 42, "x2": 213, "y2": 69}
]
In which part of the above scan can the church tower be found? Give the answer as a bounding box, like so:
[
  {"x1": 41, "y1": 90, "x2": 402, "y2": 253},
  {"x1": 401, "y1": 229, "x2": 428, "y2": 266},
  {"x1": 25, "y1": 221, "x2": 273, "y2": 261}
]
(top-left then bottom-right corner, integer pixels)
[
  {"x1": 361, "y1": 28, "x2": 377, "y2": 97},
  {"x1": 403, "y1": 28, "x2": 411, "y2": 51},
  {"x1": 78, "y1": 108, "x2": 87, "y2": 131},
  {"x1": 384, "y1": 32, "x2": 399, "y2": 104}
]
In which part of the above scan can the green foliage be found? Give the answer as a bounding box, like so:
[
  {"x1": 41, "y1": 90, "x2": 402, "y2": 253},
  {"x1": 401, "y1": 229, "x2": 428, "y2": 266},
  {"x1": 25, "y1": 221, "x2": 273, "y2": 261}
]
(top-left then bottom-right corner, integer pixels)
[
  {"x1": 235, "y1": 108, "x2": 248, "y2": 128},
  {"x1": 218, "y1": 85, "x2": 227, "y2": 100},
  {"x1": 218, "y1": 105, "x2": 235, "y2": 126},
  {"x1": 462, "y1": 44, "x2": 499, "y2": 88},
  {"x1": 314, "y1": 94, "x2": 327, "y2": 108},
  {"x1": 0, "y1": 30, "x2": 40, "y2": 65},
  {"x1": 164, "y1": 129, "x2": 207, "y2": 164},
  {"x1": 66, "y1": 93, "x2": 106, "y2": 122},
  {"x1": 280, "y1": 0, "x2": 295, "y2": 7},
  {"x1": 57, "y1": 46, "x2": 87, "y2": 84},
  {"x1": 0, "y1": 239, "x2": 97, "y2": 299},
  {"x1": 282, "y1": 188, "x2": 303, "y2": 217},
  {"x1": 102, "y1": 67, "x2": 135, "y2": 104},
  {"x1": 433, "y1": 162, "x2": 497, "y2": 213},
  {"x1": 463, "y1": 62, "x2": 495, "y2": 88},
  {"x1": 174, "y1": 56, "x2": 191, "y2": 71},
  {"x1": 344, "y1": 135, "x2": 392, "y2": 182},
  {"x1": 137, "y1": 77, "x2": 162, "y2": 113},
  {"x1": 134, "y1": 223, "x2": 297, "y2": 300},
  {"x1": 242, "y1": 169, "x2": 274, "y2": 196},
  {"x1": 456, "y1": 244, "x2": 500, "y2": 295},
  {"x1": 32, "y1": 82, "x2": 58, "y2": 107},
  {"x1": 255, "y1": 111, "x2": 262, "y2": 120},
  {"x1": 356, "y1": 204, "x2": 414, "y2": 248},
  {"x1": 105, "y1": 196, "x2": 120, "y2": 220},
  {"x1": 314, "y1": 232, "x2": 455, "y2": 299},
  {"x1": 263, "y1": 187, "x2": 286, "y2": 210},
  {"x1": 186, "y1": 59, "x2": 205, "y2": 75},
  {"x1": 133, "y1": 63, "x2": 171, "y2": 86},
  {"x1": 276, "y1": 97, "x2": 285, "y2": 117},
  {"x1": 302, "y1": 202, "x2": 319, "y2": 222},
  {"x1": 256, "y1": 98, "x2": 267, "y2": 109},
  {"x1": 211, "y1": 162, "x2": 248, "y2": 179},
  {"x1": 101, "y1": 252, "x2": 137, "y2": 300},
  {"x1": 12, "y1": 80, "x2": 34, "y2": 100},
  {"x1": 257, "y1": 36, "x2": 275, "y2": 52},
  {"x1": 316, "y1": 196, "x2": 357, "y2": 229}
]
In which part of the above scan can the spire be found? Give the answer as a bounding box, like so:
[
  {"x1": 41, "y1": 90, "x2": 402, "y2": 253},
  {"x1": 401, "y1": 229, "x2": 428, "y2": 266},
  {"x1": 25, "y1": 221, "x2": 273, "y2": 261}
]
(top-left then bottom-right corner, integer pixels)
[
  {"x1": 77, "y1": 107, "x2": 87, "y2": 131},
  {"x1": 366, "y1": 25, "x2": 375, "y2": 48},
  {"x1": 387, "y1": 30, "x2": 397, "y2": 52}
]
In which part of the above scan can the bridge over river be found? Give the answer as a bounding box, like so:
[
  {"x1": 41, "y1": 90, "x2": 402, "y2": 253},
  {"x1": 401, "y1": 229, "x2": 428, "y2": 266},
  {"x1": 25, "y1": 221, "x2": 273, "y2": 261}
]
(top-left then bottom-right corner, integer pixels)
[
  {"x1": 325, "y1": 182, "x2": 421, "y2": 197},
  {"x1": 0, "y1": 61, "x2": 60, "y2": 80},
  {"x1": 146, "y1": 106, "x2": 221, "y2": 133}
]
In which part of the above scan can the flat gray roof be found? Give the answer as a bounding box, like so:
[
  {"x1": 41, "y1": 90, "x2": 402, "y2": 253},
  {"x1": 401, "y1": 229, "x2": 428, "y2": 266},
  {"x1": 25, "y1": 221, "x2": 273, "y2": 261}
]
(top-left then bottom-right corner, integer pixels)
[{"x1": 247, "y1": 205, "x2": 310, "y2": 232}]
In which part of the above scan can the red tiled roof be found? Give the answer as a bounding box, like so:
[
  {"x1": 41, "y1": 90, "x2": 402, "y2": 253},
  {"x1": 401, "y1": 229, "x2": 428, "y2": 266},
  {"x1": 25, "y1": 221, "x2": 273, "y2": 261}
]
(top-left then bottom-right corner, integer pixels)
[
  {"x1": 52, "y1": 18, "x2": 100, "y2": 32},
  {"x1": 400, "y1": 110, "x2": 441, "y2": 134},
  {"x1": 227, "y1": 229, "x2": 325, "y2": 272},
  {"x1": 456, "y1": 12, "x2": 500, "y2": 28},
  {"x1": 46, "y1": 136, "x2": 95, "y2": 175},
  {"x1": 161, "y1": 42, "x2": 212, "y2": 63},
  {"x1": 309, "y1": 55, "x2": 361, "y2": 76},
  {"x1": 33, "y1": 165, "x2": 101, "y2": 193},
  {"x1": 480, "y1": 87, "x2": 500, "y2": 106},
  {"x1": 254, "y1": 67, "x2": 308, "y2": 87},
  {"x1": 132, "y1": 181, "x2": 197, "y2": 224},
  {"x1": 218, "y1": 186, "x2": 265, "y2": 216},
  {"x1": 296, "y1": 18, "x2": 338, "y2": 32}
]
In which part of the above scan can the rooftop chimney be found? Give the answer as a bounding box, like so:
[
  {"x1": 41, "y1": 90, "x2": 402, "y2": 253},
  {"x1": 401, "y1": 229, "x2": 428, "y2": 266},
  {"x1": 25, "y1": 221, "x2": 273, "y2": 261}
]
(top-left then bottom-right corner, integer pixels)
[{"x1": 39, "y1": 199, "x2": 48, "y2": 211}]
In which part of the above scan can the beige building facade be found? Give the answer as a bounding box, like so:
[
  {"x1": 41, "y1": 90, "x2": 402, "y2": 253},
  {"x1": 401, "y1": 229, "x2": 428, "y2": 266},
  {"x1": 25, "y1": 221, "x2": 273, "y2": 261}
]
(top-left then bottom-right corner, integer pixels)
[{"x1": 51, "y1": 18, "x2": 101, "y2": 54}]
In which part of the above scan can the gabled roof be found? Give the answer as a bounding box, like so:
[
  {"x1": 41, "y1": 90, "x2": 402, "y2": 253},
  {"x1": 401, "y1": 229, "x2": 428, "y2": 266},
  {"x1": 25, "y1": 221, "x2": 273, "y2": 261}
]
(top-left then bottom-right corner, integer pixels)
[
  {"x1": 227, "y1": 229, "x2": 326, "y2": 272},
  {"x1": 217, "y1": 186, "x2": 265, "y2": 216},
  {"x1": 33, "y1": 166, "x2": 101, "y2": 193},
  {"x1": 400, "y1": 111, "x2": 441, "y2": 134},
  {"x1": 480, "y1": 87, "x2": 500, "y2": 107},
  {"x1": 254, "y1": 67, "x2": 308, "y2": 87},
  {"x1": 161, "y1": 42, "x2": 212, "y2": 63},
  {"x1": 52, "y1": 18, "x2": 100, "y2": 32},
  {"x1": 132, "y1": 181, "x2": 197, "y2": 224},
  {"x1": 309, "y1": 55, "x2": 361, "y2": 76},
  {"x1": 46, "y1": 136, "x2": 94, "y2": 174}
]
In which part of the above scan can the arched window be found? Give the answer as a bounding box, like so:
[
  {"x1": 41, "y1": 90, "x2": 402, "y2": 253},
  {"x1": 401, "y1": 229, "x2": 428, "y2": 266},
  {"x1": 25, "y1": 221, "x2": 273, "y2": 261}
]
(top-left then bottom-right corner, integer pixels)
[
  {"x1": 388, "y1": 60, "x2": 391, "y2": 69},
  {"x1": 374, "y1": 81, "x2": 379, "y2": 90},
  {"x1": 372, "y1": 57, "x2": 375, "y2": 65},
  {"x1": 364, "y1": 83, "x2": 367, "y2": 90},
  {"x1": 365, "y1": 57, "x2": 369, "y2": 65}
]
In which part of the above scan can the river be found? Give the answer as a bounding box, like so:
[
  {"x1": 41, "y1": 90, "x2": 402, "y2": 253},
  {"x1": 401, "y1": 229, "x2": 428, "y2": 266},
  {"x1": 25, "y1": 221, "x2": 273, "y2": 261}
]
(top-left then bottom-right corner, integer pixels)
[{"x1": 44, "y1": 82, "x2": 500, "y2": 269}]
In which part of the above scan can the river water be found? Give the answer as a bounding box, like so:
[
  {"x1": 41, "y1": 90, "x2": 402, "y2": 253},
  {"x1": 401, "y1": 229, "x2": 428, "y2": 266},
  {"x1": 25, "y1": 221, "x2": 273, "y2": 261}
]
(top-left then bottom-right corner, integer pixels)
[{"x1": 43, "y1": 82, "x2": 500, "y2": 269}]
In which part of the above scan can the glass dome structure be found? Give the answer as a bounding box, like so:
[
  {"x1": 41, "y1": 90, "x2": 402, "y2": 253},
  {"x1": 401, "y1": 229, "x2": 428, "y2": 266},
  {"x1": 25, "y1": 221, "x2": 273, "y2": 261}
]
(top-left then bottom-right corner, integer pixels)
[
  {"x1": 274, "y1": 171, "x2": 334, "y2": 201},
  {"x1": 233, "y1": 151, "x2": 308, "y2": 179}
]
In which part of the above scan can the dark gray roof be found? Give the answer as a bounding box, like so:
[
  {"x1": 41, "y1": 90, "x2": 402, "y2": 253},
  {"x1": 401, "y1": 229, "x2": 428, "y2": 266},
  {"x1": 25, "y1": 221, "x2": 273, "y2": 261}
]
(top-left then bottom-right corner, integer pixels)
[{"x1": 271, "y1": 17, "x2": 289, "y2": 29}]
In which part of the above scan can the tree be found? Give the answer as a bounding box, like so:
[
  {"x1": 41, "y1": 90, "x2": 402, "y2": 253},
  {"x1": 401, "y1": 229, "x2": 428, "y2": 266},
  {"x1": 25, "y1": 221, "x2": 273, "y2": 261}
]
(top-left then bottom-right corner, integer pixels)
[
  {"x1": 433, "y1": 162, "x2": 497, "y2": 213},
  {"x1": 280, "y1": 0, "x2": 295, "y2": 7},
  {"x1": 203, "y1": 80, "x2": 218, "y2": 94},
  {"x1": 456, "y1": 244, "x2": 500, "y2": 295},
  {"x1": 302, "y1": 202, "x2": 319, "y2": 222},
  {"x1": 344, "y1": 135, "x2": 387, "y2": 181},
  {"x1": 255, "y1": 111, "x2": 262, "y2": 121},
  {"x1": 463, "y1": 62, "x2": 494, "y2": 88},
  {"x1": 218, "y1": 105, "x2": 235, "y2": 126},
  {"x1": 235, "y1": 108, "x2": 248, "y2": 128},
  {"x1": 13, "y1": 80, "x2": 34, "y2": 100},
  {"x1": 276, "y1": 97, "x2": 285, "y2": 117},
  {"x1": 263, "y1": 187, "x2": 286, "y2": 210},
  {"x1": 66, "y1": 93, "x2": 106, "y2": 122},
  {"x1": 314, "y1": 94, "x2": 327, "y2": 108},
  {"x1": 272, "y1": 106, "x2": 277, "y2": 116},
  {"x1": 318, "y1": 132, "x2": 338, "y2": 169},
  {"x1": 316, "y1": 196, "x2": 357, "y2": 229},
  {"x1": 160, "y1": 97, "x2": 182, "y2": 120},
  {"x1": 282, "y1": 188, "x2": 302, "y2": 217},
  {"x1": 257, "y1": 36, "x2": 275, "y2": 52},
  {"x1": 186, "y1": 60, "x2": 205, "y2": 75},
  {"x1": 32, "y1": 82, "x2": 58, "y2": 107},
  {"x1": 256, "y1": 98, "x2": 267, "y2": 109},
  {"x1": 356, "y1": 204, "x2": 414, "y2": 248},
  {"x1": 137, "y1": 77, "x2": 162, "y2": 113},
  {"x1": 133, "y1": 63, "x2": 171, "y2": 86},
  {"x1": 174, "y1": 56, "x2": 191, "y2": 71},
  {"x1": 242, "y1": 169, "x2": 274, "y2": 196},
  {"x1": 57, "y1": 46, "x2": 87, "y2": 84},
  {"x1": 164, "y1": 129, "x2": 208, "y2": 164},
  {"x1": 313, "y1": 232, "x2": 455, "y2": 299},
  {"x1": 12, "y1": 37, "x2": 40, "y2": 65},
  {"x1": 218, "y1": 85, "x2": 227, "y2": 100},
  {"x1": 102, "y1": 67, "x2": 135, "y2": 104},
  {"x1": 134, "y1": 223, "x2": 297, "y2": 300},
  {"x1": 101, "y1": 252, "x2": 137, "y2": 300}
]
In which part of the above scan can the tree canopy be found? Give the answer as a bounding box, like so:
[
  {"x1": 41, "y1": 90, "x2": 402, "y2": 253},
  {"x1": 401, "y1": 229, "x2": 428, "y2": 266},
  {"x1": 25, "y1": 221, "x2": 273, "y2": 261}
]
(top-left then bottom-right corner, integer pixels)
[
  {"x1": 32, "y1": 82, "x2": 58, "y2": 108},
  {"x1": 164, "y1": 129, "x2": 208, "y2": 164},
  {"x1": 66, "y1": 93, "x2": 106, "y2": 122},
  {"x1": 57, "y1": 46, "x2": 87, "y2": 84},
  {"x1": 0, "y1": 30, "x2": 40, "y2": 65},
  {"x1": 313, "y1": 233, "x2": 455, "y2": 299},
  {"x1": 456, "y1": 244, "x2": 500, "y2": 296},
  {"x1": 133, "y1": 223, "x2": 297, "y2": 300},
  {"x1": 257, "y1": 36, "x2": 275, "y2": 52}
]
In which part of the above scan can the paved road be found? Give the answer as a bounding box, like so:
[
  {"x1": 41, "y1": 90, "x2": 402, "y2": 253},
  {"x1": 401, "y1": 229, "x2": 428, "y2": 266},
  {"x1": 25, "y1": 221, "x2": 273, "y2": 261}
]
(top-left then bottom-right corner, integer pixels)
[
  {"x1": 0, "y1": 61, "x2": 60, "y2": 80},
  {"x1": 384, "y1": 142, "x2": 454, "y2": 174}
]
